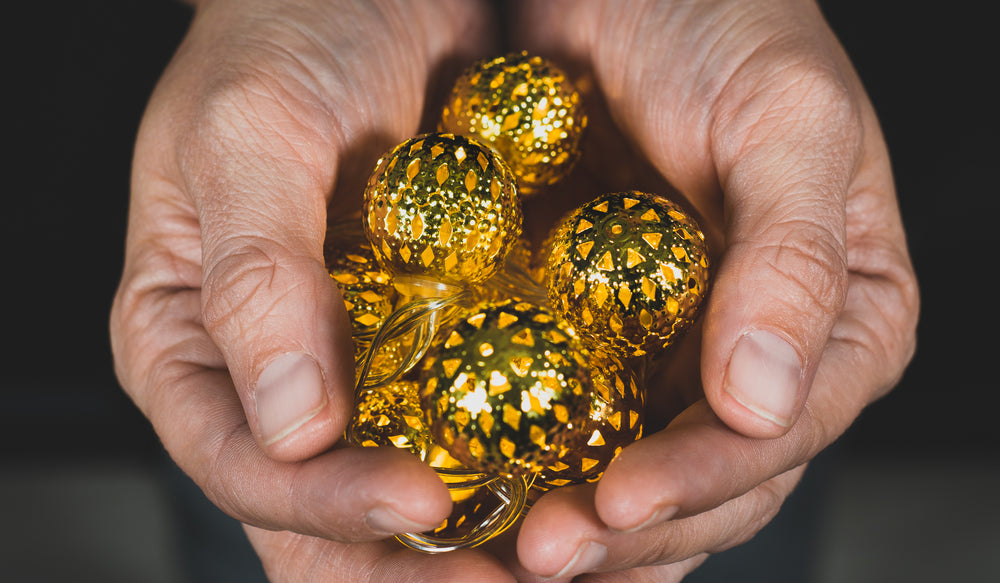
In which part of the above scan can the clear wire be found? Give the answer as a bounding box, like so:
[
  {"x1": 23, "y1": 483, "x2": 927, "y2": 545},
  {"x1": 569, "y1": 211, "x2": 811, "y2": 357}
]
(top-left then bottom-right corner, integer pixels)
[
  {"x1": 394, "y1": 472, "x2": 534, "y2": 553},
  {"x1": 353, "y1": 288, "x2": 471, "y2": 398}
]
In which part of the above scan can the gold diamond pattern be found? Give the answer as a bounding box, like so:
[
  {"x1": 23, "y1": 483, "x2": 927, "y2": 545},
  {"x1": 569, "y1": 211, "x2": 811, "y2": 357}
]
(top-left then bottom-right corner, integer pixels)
[
  {"x1": 323, "y1": 237, "x2": 396, "y2": 361},
  {"x1": 618, "y1": 284, "x2": 632, "y2": 309},
  {"x1": 348, "y1": 382, "x2": 432, "y2": 460},
  {"x1": 440, "y1": 51, "x2": 587, "y2": 195},
  {"x1": 362, "y1": 133, "x2": 521, "y2": 285},
  {"x1": 503, "y1": 403, "x2": 522, "y2": 430},
  {"x1": 355, "y1": 313, "x2": 381, "y2": 327},
  {"x1": 420, "y1": 245, "x2": 435, "y2": 267},
  {"x1": 406, "y1": 158, "x2": 421, "y2": 181}
]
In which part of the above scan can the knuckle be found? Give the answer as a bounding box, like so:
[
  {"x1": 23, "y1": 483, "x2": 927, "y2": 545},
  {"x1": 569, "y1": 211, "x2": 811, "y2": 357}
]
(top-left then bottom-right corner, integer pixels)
[
  {"x1": 782, "y1": 56, "x2": 859, "y2": 129},
  {"x1": 829, "y1": 235, "x2": 920, "y2": 400},
  {"x1": 190, "y1": 54, "x2": 299, "y2": 124},
  {"x1": 732, "y1": 474, "x2": 795, "y2": 542},
  {"x1": 875, "y1": 251, "x2": 921, "y2": 372},
  {"x1": 183, "y1": 60, "x2": 334, "y2": 160},
  {"x1": 792, "y1": 401, "x2": 837, "y2": 461},
  {"x1": 760, "y1": 52, "x2": 862, "y2": 145},
  {"x1": 623, "y1": 462, "x2": 803, "y2": 569},
  {"x1": 842, "y1": 271, "x2": 920, "y2": 400},
  {"x1": 719, "y1": 48, "x2": 864, "y2": 181},
  {"x1": 754, "y1": 218, "x2": 849, "y2": 329},
  {"x1": 111, "y1": 248, "x2": 200, "y2": 394},
  {"x1": 180, "y1": 71, "x2": 266, "y2": 171},
  {"x1": 636, "y1": 532, "x2": 693, "y2": 567},
  {"x1": 200, "y1": 236, "x2": 288, "y2": 338}
]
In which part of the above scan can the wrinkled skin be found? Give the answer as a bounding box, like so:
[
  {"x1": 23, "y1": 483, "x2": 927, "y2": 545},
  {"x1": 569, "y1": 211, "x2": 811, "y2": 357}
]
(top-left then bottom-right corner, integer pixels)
[{"x1": 110, "y1": 0, "x2": 918, "y2": 580}]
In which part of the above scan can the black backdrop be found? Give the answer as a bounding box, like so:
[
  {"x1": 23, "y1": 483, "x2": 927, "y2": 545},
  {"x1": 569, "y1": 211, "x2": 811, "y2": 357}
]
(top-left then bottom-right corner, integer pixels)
[
  {"x1": 3, "y1": 1, "x2": 194, "y2": 459},
  {"x1": 2, "y1": 0, "x2": 996, "y2": 576}
]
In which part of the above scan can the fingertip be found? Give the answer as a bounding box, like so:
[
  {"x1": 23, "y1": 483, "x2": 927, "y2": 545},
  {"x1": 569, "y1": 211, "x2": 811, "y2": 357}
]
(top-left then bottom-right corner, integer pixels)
[
  {"x1": 365, "y1": 505, "x2": 442, "y2": 537},
  {"x1": 361, "y1": 448, "x2": 454, "y2": 534},
  {"x1": 517, "y1": 493, "x2": 565, "y2": 571},
  {"x1": 593, "y1": 446, "x2": 681, "y2": 533},
  {"x1": 701, "y1": 261, "x2": 814, "y2": 439},
  {"x1": 597, "y1": 483, "x2": 679, "y2": 534},
  {"x1": 518, "y1": 486, "x2": 603, "y2": 577},
  {"x1": 297, "y1": 446, "x2": 452, "y2": 541}
]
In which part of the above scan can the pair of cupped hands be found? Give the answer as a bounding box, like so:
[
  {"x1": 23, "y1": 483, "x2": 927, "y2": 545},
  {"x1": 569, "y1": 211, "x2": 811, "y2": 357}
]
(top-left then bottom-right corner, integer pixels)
[{"x1": 110, "y1": 0, "x2": 918, "y2": 580}]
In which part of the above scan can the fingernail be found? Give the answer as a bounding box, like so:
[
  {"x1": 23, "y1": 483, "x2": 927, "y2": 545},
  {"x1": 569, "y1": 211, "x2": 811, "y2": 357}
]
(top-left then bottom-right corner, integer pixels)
[
  {"x1": 256, "y1": 352, "x2": 327, "y2": 446},
  {"x1": 365, "y1": 506, "x2": 439, "y2": 535},
  {"x1": 725, "y1": 330, "x2": 801, "y2": 427},
  {"x1": 554, "y1": 541, "x2": 608, "y2": 578}
]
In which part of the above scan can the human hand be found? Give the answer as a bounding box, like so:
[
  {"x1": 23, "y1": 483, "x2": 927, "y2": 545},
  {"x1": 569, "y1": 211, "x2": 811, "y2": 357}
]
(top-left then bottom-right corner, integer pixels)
[
  {"x1": 505, "y1": 0, "x2": 919, "y2": 579},
  {"x1": 109, "y1": 0, "x2": 521, "y2": 579}
]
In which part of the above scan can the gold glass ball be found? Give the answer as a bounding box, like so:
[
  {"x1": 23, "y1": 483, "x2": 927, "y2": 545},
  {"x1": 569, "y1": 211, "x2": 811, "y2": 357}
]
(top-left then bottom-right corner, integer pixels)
[
  {"x1": 324, "y1": 235, "x2": 397, "y2": 359},
  {"x1": 440, "y1": 51, "x2": 587, "y2": 195},
  {"x1": 363, "y1": 132, "x2": 522, "y2": 286},
  {"x1": 349, "y1": 380, "x2": 433, "y2": 460},
  {"x1": 545, "y1": 191, "x2": 710, "y2": 359},
  {"x1": 534, "y1": 353, "x2": 644, "y2": 490},
  {"x1": 419, "y1": 299, "x2": 592, "y2": 477}
]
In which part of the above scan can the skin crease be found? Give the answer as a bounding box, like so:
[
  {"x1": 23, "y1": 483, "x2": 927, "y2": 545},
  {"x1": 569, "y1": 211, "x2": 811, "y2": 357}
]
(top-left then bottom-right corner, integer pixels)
[{"x1": 109, "y1": 0, "x2": 918, "y2": 581}]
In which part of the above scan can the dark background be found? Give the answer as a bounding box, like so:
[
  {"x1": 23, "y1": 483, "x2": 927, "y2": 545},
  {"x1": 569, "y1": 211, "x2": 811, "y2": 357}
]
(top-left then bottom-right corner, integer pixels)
[{"x1": 2, "y1": 1, "x2": 996, "y2": 582}]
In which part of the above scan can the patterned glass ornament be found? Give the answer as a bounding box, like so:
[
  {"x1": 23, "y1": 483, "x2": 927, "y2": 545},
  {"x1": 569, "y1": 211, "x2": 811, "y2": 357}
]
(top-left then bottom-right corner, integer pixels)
[
  {"x1": 349, "y1": 380, "x2": 433, "y2": 460},
  {"x1": 533, "y1": 352, "x2": 644, "y2": 491},
  {"x1": 419, "y1": 299, "x2": 592, "y2": 477},
  {"x1": 363, "y1": 132, "x2": 522, "y2": 286},
  {"x1": 545, "y1": 191, "x2": 710, "y2": 359},
  {"x1": 324, "y1": 235, "x2": 397, "y2": 359},
  {"x1": 441, "y1": 51, "x2": 587, "y2": 195}
]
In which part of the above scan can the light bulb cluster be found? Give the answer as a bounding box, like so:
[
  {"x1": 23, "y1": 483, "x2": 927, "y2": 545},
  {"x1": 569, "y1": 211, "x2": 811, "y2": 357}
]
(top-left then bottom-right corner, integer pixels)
[{"x1": 325, "y1": 52, "x2": 710, "y2": 552}]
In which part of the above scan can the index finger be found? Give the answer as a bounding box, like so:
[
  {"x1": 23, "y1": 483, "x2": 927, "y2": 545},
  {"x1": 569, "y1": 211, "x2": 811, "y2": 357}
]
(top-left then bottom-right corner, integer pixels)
[{"x1": 111, "y1": 273, "x2": 453, "y2": 541}]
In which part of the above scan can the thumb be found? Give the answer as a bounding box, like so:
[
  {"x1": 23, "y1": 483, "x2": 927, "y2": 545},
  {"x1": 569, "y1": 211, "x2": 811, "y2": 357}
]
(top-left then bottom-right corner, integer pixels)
[
  {"x1": 701, "y1": 63, "x2": 861, "y2": 438},
  {"x1": 188, "y1": 91, "x2": 355, "y2": 461}
]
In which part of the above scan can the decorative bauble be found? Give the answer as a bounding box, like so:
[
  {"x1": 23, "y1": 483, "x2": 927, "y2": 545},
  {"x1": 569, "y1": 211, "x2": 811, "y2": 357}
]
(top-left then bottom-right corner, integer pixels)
[
  {"x1": 363, "y1": 133, "x2": 522, "y2": 286},
  {"x1": 440, "y1": 51, "x2": 586, "y2": 195},
  {"x1": 349, "y1": 380, "x2": 433, "y2": 460},
  {"x1": 419, "y1": 299, "x2": 592, "y2": 477},
  {"x1": 545, "y1": 191, "x2": 710, "y2": 359},
  {"x1": 324, "y1": 235, "x2": 397, "y2": 359},
  {"x1": 534, "y1": 352, "x2": 644, "y2": 490}
]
